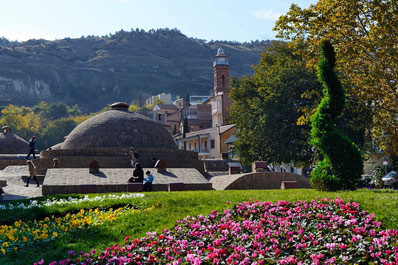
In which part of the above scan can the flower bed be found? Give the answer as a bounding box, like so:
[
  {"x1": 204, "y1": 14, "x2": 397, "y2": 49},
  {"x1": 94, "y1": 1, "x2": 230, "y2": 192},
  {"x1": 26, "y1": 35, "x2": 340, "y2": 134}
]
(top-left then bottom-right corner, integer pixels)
[
  {"x1": 0, "y1": 193, "x2": 144, "y2": 211},
  {"x1": 43, "y1": 198, "x2": 398, "y2": 264},
  {"x1": 0, "y1": 204, "x2": 155, "y2": 255}
]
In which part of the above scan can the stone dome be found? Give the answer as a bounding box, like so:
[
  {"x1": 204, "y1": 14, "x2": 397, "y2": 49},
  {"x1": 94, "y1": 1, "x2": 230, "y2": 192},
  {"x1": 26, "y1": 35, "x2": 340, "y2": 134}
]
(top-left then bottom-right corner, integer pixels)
[
  {"x1": 62, "y1": 107, "x2": 177, "y2": 150},
  {"x1": 0, "y1": 126, "x2": 29, "y2": 154}
]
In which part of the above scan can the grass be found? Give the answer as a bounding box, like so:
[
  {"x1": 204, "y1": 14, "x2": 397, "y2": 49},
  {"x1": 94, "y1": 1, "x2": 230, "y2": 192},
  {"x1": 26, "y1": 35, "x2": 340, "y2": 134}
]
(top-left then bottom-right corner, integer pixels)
[{"x1": 1, "y1": 189, "x2": 398, "y2": 264}]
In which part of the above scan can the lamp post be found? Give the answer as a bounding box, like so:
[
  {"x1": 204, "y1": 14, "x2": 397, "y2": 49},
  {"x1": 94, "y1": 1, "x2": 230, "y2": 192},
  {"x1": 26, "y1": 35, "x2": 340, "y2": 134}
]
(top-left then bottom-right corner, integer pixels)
[{"x1": 383, "y1": 159, "x2": 388, "y2": 175}]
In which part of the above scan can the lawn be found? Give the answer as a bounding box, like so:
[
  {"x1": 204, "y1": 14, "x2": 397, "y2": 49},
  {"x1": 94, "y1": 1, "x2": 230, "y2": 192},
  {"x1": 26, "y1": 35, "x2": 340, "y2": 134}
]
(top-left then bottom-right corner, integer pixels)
[{"x1": 1, "y1": 189, "x2": 398, "y2": 264}]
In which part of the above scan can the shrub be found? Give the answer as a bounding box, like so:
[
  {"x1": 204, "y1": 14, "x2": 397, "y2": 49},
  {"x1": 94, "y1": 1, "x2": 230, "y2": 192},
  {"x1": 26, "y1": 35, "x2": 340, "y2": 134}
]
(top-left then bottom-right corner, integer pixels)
[{"x1": 310, "y1": 40, "x2": 363, "y2": 191}]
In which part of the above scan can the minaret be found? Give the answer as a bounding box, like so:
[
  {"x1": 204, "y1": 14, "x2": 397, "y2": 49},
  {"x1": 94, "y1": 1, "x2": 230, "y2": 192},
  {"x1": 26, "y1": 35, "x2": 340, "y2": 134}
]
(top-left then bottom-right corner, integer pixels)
[
  {"x1": 213, "y1": 47, "x2": 230, "y2": 94},
  {"x1": 211, "y1": 47, "x2": 232, "y2": 126}
]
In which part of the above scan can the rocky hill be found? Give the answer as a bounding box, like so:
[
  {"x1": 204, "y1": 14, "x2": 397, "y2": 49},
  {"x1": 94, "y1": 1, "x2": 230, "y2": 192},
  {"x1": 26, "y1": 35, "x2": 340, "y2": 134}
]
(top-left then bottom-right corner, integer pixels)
[{"x1": 0, "y1": 29, "x2": 269, "y2": 111}]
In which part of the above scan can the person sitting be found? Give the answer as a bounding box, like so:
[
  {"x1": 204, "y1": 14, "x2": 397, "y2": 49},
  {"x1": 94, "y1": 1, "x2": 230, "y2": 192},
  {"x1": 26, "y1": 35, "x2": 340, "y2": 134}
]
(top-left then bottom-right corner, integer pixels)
[
  {"x1": 143, "y1": 170, "x2": 154, "y2": 191},
  {"x1": 151, "y1": 157, "x2": 157, "y2": 168},
  {"x1": 129, "y1": 163, "x2": 144, "y2": 183}
]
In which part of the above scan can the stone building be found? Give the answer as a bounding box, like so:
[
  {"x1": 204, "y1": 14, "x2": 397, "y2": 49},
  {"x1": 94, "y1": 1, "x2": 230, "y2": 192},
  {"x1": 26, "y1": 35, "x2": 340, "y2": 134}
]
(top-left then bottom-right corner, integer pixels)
[
  {"x1": 0, "y1": 126, "x2": 28, "y2": 154},
  {"x1": 33, "y1": 102, "x2": 205, "y2": 175}
]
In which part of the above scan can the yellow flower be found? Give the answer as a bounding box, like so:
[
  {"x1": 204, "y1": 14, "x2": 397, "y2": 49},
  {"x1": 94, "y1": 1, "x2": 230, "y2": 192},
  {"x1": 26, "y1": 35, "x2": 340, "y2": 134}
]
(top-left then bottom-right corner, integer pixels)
[
  {"x1": 23, "y1": 237, "x2": 27, "y2": 242},
  {"x1": 44, "y1": 217, "x2": 50, "y2": 222},
  {"x1": 52, "y1": 232, "x2": 57, "y2": 238},
  {"x1": 0, "y1": 248, "x2": 5, "y2": 254}
]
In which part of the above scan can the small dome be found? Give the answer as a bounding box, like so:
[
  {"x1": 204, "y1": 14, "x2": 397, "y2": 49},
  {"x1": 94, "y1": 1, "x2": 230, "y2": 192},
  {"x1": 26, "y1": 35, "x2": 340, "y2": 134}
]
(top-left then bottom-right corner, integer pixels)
[
  {"x1": 62, "y1": 109, "x2": 177, "y2": 149},
  {"x1": 217, "y1": 47, "x2": 225, "y2": 56},
  {"x1": 110, "y1": 102, "x2": 129, "y2": 111},
  {"x1": 0, "y1": 126, "x2": 29, "y2": 154}
]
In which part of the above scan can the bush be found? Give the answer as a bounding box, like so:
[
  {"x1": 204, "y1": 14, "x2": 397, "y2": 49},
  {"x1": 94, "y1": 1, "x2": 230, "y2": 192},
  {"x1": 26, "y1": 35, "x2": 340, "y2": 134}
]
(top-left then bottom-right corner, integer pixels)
[
  {"x1": 310, "y1": 159, "x2": 341, "y2": 191},
  {"x1": 310, "y1": 40, "x2": 363, "y2": 191}
]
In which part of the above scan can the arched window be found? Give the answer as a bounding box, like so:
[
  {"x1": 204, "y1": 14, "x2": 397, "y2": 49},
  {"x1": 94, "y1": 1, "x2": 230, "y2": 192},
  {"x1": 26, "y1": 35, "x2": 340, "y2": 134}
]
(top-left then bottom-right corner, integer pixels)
[{"x1": 221, "y1": 75, "x2": 225, "y2": 87}]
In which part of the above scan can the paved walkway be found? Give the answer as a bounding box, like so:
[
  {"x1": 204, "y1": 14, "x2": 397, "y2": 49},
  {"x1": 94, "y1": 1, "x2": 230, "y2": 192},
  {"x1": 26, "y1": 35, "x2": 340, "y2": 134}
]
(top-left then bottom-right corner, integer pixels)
[
  {"x1": 44, "y1": 168, "x2": 208, "y2": 185},
  {"x1": 0, "y1": 166, "x2": 43, "y2": 201}
]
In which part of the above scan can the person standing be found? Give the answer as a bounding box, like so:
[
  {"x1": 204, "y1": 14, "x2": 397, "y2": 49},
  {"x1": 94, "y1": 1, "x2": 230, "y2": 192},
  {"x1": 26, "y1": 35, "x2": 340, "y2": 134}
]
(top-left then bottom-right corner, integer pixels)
[
  {"x1": 25, "y1": 136, "x2": 37, "y2": 159},
  {"x1": 143, "y1": 170, "x2": 154, "y2": 191},
  {"x1": 26, "y1": 160, "x2": 40, "y2": 187},
  {"x1": 53, "y1": 158, "x2": 60, "y2": 168}
]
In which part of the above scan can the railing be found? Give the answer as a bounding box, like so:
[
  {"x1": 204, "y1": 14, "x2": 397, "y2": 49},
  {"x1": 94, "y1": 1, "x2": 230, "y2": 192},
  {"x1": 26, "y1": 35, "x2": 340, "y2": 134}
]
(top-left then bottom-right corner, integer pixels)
[{"x1": 190, "y1": 148, "x2": 210, "y2": 154}]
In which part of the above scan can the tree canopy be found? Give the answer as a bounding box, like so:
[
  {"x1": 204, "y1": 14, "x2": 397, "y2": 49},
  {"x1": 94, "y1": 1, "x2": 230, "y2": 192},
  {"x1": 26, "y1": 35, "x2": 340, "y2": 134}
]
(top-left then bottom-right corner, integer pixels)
[
  {"x1": 274, "y1": 0, "x2": 398, "y2": 155},
  {"x1": 230, "y1": 41, "x2": 319, "y2": 166}
]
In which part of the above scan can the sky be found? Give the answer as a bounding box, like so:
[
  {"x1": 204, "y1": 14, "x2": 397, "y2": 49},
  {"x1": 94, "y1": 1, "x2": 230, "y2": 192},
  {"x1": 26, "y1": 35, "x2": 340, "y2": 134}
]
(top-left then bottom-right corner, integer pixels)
[{"x1": 0, "y1": 0, "x2": 317, "y2": 42}]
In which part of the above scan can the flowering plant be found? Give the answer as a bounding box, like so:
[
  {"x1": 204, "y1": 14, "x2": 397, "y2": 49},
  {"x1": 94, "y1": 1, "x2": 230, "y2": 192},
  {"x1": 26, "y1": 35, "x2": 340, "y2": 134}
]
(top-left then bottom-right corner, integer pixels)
[
  {"x1": 43, "y1": 198, "x2": 398, "y2": 264},
  {"x1": 0, "y1": 193, "x2": 144, "y2": 211},
  {"x1": 0, "y1": 204, "x2": 155, "y2": 255}
]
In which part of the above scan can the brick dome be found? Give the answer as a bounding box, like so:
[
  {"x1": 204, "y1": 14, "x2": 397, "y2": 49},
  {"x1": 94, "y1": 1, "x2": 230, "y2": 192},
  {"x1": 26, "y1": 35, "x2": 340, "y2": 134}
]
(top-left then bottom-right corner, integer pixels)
[
  {"x1": 0, "y1": 126, "x2": 29, "y2": 154},
  {"x1": 62, "y1": 106, "x2": 177, "y2": 149}
]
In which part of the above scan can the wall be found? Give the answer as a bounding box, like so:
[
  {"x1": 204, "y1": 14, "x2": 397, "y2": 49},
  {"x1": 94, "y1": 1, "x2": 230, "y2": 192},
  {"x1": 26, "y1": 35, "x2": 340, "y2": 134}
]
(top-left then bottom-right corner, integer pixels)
[
  {"x1": 36, "y1": 147, "x2": 205, "y2": 175},
  {"x1": 210, "y1": 172, "x2": 311, "y2": 190}
]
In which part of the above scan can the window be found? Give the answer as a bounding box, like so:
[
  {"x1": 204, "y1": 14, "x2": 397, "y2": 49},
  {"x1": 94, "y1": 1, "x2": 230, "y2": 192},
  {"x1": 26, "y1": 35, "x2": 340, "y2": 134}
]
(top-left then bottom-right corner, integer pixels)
[
  {"x1": 210, "y1": 140, "x2": 215, "y2": 149},
  {"x1": 221, "y1": 75, "x2": 225, "y2": 86},
  {"x1": 158, "y1": 114, "x2": 162, "y2": 121},
  {"x1": 194, "y1": 142, "x2": 197, "y2": 149},
  {"x1": 204, "y1": 141, "x2": 208, "y2": 149},
  {"x1": 189, "y1": 144, "x2": 191, "y2": 150}
]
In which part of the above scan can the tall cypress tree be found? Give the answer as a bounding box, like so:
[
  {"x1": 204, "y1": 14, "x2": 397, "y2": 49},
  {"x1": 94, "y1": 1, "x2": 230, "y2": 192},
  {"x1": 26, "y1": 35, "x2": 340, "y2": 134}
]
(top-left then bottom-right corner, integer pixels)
[{"x1": 310, "y1": 40, "x2": 363, "y2": 191}]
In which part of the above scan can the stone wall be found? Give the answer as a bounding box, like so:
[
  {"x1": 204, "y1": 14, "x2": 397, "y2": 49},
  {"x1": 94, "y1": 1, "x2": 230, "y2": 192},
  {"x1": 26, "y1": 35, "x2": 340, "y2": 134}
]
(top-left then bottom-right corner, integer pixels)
[
  {"x1": 0, "y1": 159, "x2": 27, "y2": 169},
  {"x1": 36, "y1": 147, "x2": 205, "y2": 175},
  {"x1": 204, "y1": 159, "x2": 231, "y2": 172},
  {"x1": 42, "y1": 183, "x2": 212, "y2": 195},
  {"x1": 210, "y1": 172, "x2": 311, "y2": 190}
]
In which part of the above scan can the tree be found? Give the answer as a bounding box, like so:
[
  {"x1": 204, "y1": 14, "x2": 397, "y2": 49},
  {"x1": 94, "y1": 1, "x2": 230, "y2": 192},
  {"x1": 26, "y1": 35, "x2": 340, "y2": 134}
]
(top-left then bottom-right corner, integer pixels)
[
  {"x1": 0, "y1": 105, "x2": 41, "y2": 140},
  {"x1": 183, "y1": 118, "x2": 189, "y2": 137},
  {"x1": 274, "y1": 0, "x2": 398, "y2": 155},
  {"x1": 310, "y1": 40, "x2": 363, "y2": 191},
  {"x1": 41, "y1": 118, "x2": 77, "y2": 148},
  {"x1": 230, "y1": 42, "x2": 319, "y2": 166}
]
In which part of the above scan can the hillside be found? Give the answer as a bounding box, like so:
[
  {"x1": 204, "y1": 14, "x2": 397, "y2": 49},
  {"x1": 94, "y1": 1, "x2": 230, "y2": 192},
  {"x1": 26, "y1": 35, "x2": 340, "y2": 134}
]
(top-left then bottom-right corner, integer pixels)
[{"x1": 0, "y1": 29, "x2": 269, "y2": 111}]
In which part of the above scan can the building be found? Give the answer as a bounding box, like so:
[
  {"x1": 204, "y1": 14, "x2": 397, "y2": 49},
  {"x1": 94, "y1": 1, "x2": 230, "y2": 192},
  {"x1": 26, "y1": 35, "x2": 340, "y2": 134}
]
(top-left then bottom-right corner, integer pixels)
[
  {"x1": 152, "y1": 104, "x2": 180, "y2": 134},
  {"x1": 207, "y1": 47, "x2": 233, "y2": 127},
  {"x1": 145, "y1": 93, "x2": 172, "y2": 105},
  {"x1": 181, "y1": 103, "x2": 212, "y2": 132},
  {"x1": 177, "y1": 47, "x2": 236, "y2": 159},
  {"x1": 178, "y1": 124, "x2": 235, "y2": 159},
  {"x1": 189, "y1": 95, "x2": 210, "y2": 104}
]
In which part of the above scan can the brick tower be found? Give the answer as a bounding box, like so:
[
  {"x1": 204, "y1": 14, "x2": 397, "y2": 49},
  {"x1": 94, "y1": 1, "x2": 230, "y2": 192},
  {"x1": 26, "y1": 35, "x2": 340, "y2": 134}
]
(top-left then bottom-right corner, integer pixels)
[{"x1": 211, "y1": 47, "x2": 232, "y2": 126}]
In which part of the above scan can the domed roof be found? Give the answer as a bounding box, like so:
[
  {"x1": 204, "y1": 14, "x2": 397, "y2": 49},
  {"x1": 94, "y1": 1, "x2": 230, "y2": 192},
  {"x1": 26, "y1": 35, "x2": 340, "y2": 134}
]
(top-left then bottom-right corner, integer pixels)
[
  {"x1": 62, "y1": 107, "x2": 177, "y2": 150},
  {"x1": 0, "y1": 126, "x2": 29, "y2": 154},
  {"x1": 217, "y1": 47, "x2": 225, "y2": 56}
]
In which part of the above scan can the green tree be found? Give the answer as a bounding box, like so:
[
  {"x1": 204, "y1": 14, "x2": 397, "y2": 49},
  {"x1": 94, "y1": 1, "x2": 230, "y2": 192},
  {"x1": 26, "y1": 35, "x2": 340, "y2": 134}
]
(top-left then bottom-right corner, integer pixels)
[
  {"x1": 310, "y1": 40, "x2": 363, "y2": 191},
  {"x1": 0, "y1": 105, "x2": 41, "y2": 140},
  {"x1": 274, "y1": 0, "x2": 398, "y2": 155},
  {"x1": 41, "y1": 118, "x2": 77, "y2": 148},
  {"x1": 230, "y1": 42, "x2": 319, "y2": 166},
  {"x1": 183, "y1": 117, "x2": 189, "y2": 137}
]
